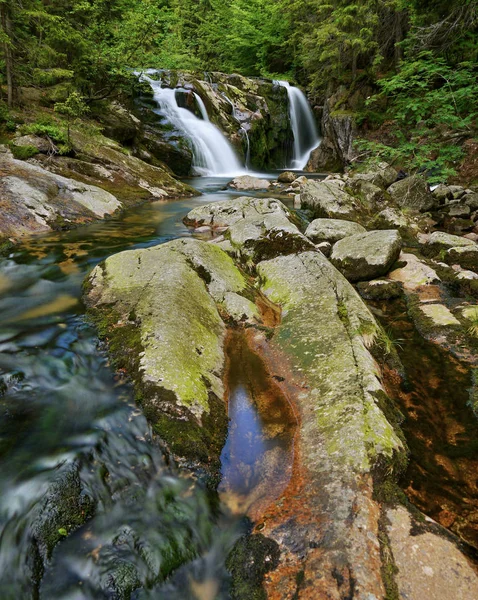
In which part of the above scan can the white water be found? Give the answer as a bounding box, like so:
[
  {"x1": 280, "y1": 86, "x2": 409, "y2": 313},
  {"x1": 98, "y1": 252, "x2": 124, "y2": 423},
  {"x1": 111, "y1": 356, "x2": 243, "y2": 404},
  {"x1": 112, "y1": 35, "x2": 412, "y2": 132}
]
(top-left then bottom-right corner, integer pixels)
[
  {"x1": 141, "y1": 75, "x2": 245, "y2": 177},
  {"x1": 276, "y1": 81, "x2": 321, "y2": 170}
]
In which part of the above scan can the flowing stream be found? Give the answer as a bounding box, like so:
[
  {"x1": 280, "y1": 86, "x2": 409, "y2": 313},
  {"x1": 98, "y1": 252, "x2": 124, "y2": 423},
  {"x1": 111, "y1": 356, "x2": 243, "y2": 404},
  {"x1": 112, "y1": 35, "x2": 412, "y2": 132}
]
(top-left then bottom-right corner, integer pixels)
[
  {"x1": 276, "y1": 81, "x2": 321, "y2": 170},
  {"x1": 0, "y1": 179, "x2": 296, "y2": 599}
]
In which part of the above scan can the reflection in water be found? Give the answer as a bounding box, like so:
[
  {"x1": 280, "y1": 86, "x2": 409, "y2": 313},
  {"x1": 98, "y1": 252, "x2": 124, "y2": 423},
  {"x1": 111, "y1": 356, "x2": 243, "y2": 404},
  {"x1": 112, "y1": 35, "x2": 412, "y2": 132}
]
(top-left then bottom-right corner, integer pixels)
[
  {"x1": 379, "y1": 299, "x2": 478, "y2": 550},
  {"x1": 220, "y1": 331, "x2": 297, "y2": 520},
  {"x1": 0, "y1": 179, "x2": 295, "y2": 598}
]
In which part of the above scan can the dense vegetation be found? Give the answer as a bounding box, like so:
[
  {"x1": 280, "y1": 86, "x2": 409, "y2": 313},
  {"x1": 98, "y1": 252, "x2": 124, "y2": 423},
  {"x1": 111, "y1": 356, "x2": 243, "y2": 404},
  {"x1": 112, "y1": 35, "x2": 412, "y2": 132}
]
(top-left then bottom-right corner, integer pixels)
[{"x1": 0, "y1": 0, "x2": 477, "y2": 180}]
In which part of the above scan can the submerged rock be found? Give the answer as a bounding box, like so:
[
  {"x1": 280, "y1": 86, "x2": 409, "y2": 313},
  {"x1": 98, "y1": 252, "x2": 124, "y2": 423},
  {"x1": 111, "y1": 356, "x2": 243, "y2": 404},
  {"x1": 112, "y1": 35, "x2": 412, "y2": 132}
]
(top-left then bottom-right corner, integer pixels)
[
  {"x1": 305, "y1": 217, "x2": 365, "y2": 244},
  {"x1": 184, "y1": 196, "x2": 314, "y2": 264},
  {"x1": 330, "y1": 229, "x2": 402, "y2": 281},
  {"x1": 0, "y1": 154, "x2": 121, "y2": 237},
  {"x1": 85, "y1": 238, "x2": 255, "y2": 470}
]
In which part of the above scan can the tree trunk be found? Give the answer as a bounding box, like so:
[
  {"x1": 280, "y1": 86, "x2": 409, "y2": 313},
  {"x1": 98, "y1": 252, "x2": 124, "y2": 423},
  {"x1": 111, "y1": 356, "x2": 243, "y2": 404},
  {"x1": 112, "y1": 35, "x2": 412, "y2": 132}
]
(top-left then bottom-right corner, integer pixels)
[
  {"x1": 394, "y1": 11, "x2": 404, "y2": 66},
  {"x1": 0, "y1": 1, "x2": 14, "y2": 107}
]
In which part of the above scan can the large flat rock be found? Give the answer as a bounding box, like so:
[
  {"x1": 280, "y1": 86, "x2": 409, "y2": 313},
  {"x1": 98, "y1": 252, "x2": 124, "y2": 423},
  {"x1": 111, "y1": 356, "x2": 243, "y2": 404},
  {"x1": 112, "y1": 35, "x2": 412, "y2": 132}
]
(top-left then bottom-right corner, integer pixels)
[
  {"x1": 185, "y1": 196, "x2": 314, "y2": 264},
  {"x1": 331, "y1": 229, "x2": 402, "y2": 281},
  {"x1": 85, "y1": 238, "x2": 251, "y2": 468},
  {"x1": 305, "y1": 217, "x2": 366, "y2": 244},
  {"x1": 256, "y1": 251, "x2": 406, "y2": 598},
  {"x1": 0, "y1": 155, "x2": 121, "y2": 237},
  {"x1": 299, "y1": 179, "x2": 358, "y2": 219},
  {"x1": 387, "y1": 507, "x2": 478, "y2": 600}
]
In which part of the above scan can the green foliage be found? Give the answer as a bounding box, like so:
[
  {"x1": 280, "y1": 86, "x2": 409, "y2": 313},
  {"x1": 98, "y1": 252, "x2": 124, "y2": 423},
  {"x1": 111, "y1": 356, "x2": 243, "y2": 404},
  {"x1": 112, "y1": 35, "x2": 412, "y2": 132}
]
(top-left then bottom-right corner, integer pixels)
[
  {"x1": 54, "y1": 92, "x2": 89, "y2": 120},
  {"x1": 10, "y1": 143, "x2": 39, "y2": 160},
  {"x1": 20, "y1": 121, "x2": 67, "y2": 144}
]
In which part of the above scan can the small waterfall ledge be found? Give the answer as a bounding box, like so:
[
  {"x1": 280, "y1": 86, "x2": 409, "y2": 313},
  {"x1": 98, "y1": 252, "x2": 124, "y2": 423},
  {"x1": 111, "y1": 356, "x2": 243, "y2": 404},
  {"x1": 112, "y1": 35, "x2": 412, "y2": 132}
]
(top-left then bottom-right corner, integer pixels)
[{"x1": 140, "y1": 72, "x2": 246, "y2": 177}]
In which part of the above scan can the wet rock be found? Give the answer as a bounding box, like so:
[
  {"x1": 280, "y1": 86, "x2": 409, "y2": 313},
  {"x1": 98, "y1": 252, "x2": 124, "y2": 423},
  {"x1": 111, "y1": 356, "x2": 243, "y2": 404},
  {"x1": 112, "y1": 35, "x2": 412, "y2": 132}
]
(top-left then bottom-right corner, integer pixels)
[
  {"x1": 330, "y1": 230, "x2": 402, "y2": 282},
  {"x1": 256, "y1": 251, "x2": 406, "y2": 598},
  {"x1": 305, "y1": 93, "x2": 355, "y2": 171},
  {"x1": 277, "y1": 171, "x2": 296, "y2": 183},
  {"x1": 388, "y1": 175, "x2": 435, "y2": 211},
  {"x1": 228, "y1": 175, "x2": 271, "y2": 191},
  {"x1": 425, "y1": 231, "x2": 476, "y2": 256},
  {"x1": 389, "y1": 253, "x2": 440, "y2": 291},
  {"x1": 387, "y1": 506, "x2": 478, "y2": 600},
  {"x1": 447, "y1": 245, "x2": 478, "y2": 272},
  {"x1": 185, "y1": 197, "x2": 314, "y2": 265},
  {"x1": 357, "y1": 279, "x2": 402, "y2": 301},
  {"x1": 226, "y1": 534, "x2": 280, "y2": 600},
  {"x1": 137, "y1": 126, "x2": 193, "y2": 176},
  {"x1": 85, "y1": 238, "x2": 253, "y2": 469},
  {"x1": 305, "y1": 217, "x2": 365, "y2": 244},
  {"x1": 0, "y1": 154, "x2": 121, "y2": 238},
  {"x1": 299, "y1": 179, "x2": 358, "y2": 219},
  {"x1": 95, "y1": 101, "x2": 142, "y2": 145}
]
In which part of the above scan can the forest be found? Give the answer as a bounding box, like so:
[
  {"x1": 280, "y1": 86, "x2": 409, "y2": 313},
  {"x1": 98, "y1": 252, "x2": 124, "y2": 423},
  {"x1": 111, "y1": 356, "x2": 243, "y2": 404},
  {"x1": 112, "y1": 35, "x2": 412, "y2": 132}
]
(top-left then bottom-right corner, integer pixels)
[{"x1": 0, "y1": 0, "x2": 477, "y2": 179}]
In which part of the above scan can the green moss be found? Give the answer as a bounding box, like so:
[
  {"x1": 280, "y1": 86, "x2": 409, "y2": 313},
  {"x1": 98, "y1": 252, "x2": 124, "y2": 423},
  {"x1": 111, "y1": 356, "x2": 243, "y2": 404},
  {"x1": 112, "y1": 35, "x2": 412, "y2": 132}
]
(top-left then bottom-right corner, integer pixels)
[
  {"x1": 378, "y1": 515, "x2": 400, "y2": 600},
  {"x1": 226, "y1": 534, "x2": 280, "y2": 600},
  {"x1": 10, "y1": 143, "x2": 39, "y2": 160},
  {"x1": 0, "y1": 239, "x2": 15, "y2": 257}
]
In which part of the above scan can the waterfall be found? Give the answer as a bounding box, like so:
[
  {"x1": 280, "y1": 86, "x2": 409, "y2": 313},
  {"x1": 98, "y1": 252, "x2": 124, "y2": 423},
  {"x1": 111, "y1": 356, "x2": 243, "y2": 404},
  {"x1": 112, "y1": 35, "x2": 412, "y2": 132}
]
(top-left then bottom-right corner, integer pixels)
[
  {"x1": 276, "y1": 81, "x2": 321, "y2": 170},
  {"x1": 141, "y1": 74, "x2": 245, "y2": 177},
  {"x1": 193, "y1": 93, "x2": 209, "y2": 122}
]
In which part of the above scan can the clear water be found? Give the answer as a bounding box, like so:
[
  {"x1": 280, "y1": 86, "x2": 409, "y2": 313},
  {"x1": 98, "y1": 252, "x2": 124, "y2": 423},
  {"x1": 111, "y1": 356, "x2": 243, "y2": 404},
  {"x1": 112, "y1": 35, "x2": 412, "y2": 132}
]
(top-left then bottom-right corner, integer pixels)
[{"x1": 0, "y1": 179, "x2": 295, "y2": 599}]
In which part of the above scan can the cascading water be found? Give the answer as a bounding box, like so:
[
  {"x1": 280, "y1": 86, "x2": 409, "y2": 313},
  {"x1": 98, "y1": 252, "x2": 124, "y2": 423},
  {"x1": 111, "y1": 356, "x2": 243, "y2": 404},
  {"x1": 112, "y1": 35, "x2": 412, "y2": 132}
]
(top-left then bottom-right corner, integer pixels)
[
  {"x1": 141, "y1": 74, "x2": 245, "y2": 177},
  {"x1": 276, "y1": 81, "x2": 321, "y2": 170}
]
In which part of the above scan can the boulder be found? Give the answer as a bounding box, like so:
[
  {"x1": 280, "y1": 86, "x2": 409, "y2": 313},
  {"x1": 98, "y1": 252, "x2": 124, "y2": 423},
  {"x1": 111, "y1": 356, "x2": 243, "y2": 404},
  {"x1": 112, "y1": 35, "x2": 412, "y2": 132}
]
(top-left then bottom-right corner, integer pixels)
[
  {"x1": 388, "y1": 175, "x2": 435, "y2": 211},
  {"x1": 299, "y1": 179, "x2": 357, "y2": 219},
  {"x1": 277, "y1": 171, "x2": 296, "y2": 183},
  {"x1": 465, "y1": 192, "x2": 478, "y2": 211},
  {"x1": 389, "y1": 253, "x2": 440, "y2": 291},
  {"x1": 305, "y1": 218, "x2": 365, "y2": 244},
  {"x1": 0, "y1": 154, "x2": 121, "y2": 237},
  {"x1": 136, "y1": 127, "x2": 193, "y2": 176},
  {"x1": 228, "y1": 175, "x2": 271, "y2": 190},
  {"x1": 34, "y1": 128, "x2": 197, "y2": 206},
  {"x1": 347, "y1": 177, "x2": 384, "y2": 205},
  {"x1": 352, "y1": 162, "x2": 398, "y2": 189},
  {"x1": 12, "y1": 134, "x2": 54, "y2": 154},
  {"x1": 184, "y1": 196, "x2": 314, "y2": 264},
  {"x1": 95, "y1": 101, "x2": 142, "y2": 145},
  {"x1": 447, "y1": 245, "x2": 478, "y2": 272},
  {"x1": 330, "y1": 230, "x2": 402, "y2": 281},
  {"x1": 425, "y1": 231, "x2": 476, "y2": 256},
  {"x1": 305, "y1": 95, "x2": 355, "y2": 171},
  {"x1": 374, "y1": 207, "x2": 408, "y2": 230},
  {"x1": 447, "y1": 203, "x2": 471, "y2": 218},
  {"x1": 85, "y1": 239, "x2": 254, "y2": 469}
]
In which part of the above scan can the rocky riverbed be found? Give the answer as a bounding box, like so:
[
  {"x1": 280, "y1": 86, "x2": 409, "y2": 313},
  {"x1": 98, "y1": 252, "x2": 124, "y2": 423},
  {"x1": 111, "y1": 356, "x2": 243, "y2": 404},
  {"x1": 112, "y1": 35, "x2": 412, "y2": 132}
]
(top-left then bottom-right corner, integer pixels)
[{"x1": 82, "y1": 165, "x2": 478, "y2": 599}]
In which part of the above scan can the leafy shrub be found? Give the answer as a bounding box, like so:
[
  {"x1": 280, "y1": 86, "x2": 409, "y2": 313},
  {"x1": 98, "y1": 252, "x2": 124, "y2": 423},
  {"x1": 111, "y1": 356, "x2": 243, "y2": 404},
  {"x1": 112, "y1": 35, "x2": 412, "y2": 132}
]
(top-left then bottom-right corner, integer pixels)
[
  {"x1": 32, "y1": 68, "x2": 74, "y2": 87},
  {"x1": 10, "y1": 144, "x2": 39, "y2": 160},
  {"x1": 19, "y1": 121, "x2": 68, "y2": 145}
]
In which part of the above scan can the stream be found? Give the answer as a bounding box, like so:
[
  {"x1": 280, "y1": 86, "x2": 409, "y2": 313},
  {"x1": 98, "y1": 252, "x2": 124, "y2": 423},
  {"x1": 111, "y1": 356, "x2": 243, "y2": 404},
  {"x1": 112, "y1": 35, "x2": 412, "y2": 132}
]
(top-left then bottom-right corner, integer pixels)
[{"x1": 0, "y1": 177, "x2": 296, "y2": 599}]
